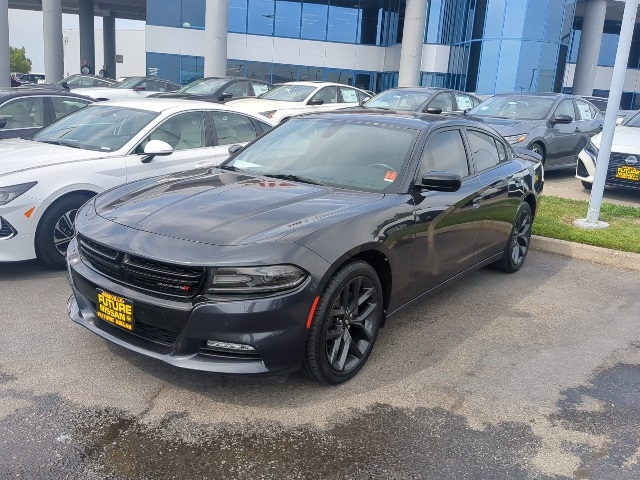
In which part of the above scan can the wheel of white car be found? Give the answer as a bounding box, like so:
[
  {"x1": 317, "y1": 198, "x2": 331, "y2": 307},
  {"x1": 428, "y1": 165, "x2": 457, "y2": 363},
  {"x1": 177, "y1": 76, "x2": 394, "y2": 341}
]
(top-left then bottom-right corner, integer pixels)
[{"x1": 34, "y1": 193, "x2": 91, "y2": 269}]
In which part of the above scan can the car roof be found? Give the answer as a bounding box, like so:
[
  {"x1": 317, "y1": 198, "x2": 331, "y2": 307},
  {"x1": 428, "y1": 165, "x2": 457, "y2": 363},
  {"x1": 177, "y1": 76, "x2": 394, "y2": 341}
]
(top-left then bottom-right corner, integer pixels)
[
  {"x1": 92, "y1": 97, "x2": 272, "y2": 116},
  {"x1": 0, "y1": 88, "x2": 93, "y2": 99},
  {"x1": 281, "y1": 81, "x2": 362, "y2": 89},
  {"x1": 197, "y1": 76, "x2": 268, "y2": 83},
  {"x1": 492, "y1": 92, "x2": 564, "y2": 98}
]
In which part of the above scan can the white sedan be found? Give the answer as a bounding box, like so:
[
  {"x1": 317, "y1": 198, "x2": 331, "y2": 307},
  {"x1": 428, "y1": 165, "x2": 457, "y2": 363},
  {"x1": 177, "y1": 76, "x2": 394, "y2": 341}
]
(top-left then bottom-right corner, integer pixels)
[
  {"x1": 226, "y1": 81, "x2": 371, "y2": 123},
  {"x1": 576, "y1": 111, "x2": 640, "y2": 190},
  {"x1": 79, "y1": 76, "x2": 181, "y2": 101},
  {"x1": 0, "y1": 99, "x2": 274, "y2": 267}
]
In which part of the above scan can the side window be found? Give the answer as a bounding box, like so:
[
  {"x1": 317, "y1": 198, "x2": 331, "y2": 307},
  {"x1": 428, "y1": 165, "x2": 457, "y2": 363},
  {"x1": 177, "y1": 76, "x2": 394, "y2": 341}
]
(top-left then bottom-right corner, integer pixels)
[
  {"x1": 495, "y1": 138, "x2": 508, "y2": 162},
  {"x1": 339, "y1": 87, "x2": 360, "y2": 104},
  {"x1": 429, "y1": 92, "x2": 455, "y2": 112},
  {"x1": 421, "y1": 129, "x2": 469, "y2": 178},
  {"x1": 226, "y1": 81, "x2": 251, "y2": 98},
  {"x1": 0, "y1": 97, "x2": 45, "y2": 129},
  {"x1": 356, "y1": 90, "x2": 369, "y2": 103},
  {"x1": 51, "y1": 97, "x2": 90, "y2": 119},
  {"x1": 138, "y1": 112, "x2": 206, "y2": 152},
  {"x1": 166, "y1": 83, "x2": 180, "y2": 92},
  {"x1": 311, "y1": 87, "x2": 338, "y2": 104},
  {"x1": 212, "y1": 112, "x2": 258, "y2": 145},
  {"x1": 95, "y1": 79, "x2": 113, "y2": 87},
  {"x1": 467, "y1": 130, "x2": 501, "y2": 171},
  {"x1": 254, "y1": 119, "x2": 273, "y2": 134},
  {"x1": 555, "y1": 99, "x2": 575, "y2": 119},
  {"x1": 252, "y1": 82, "x2": 270, "y2": 97},
  {"x1": 576, "y1": 100, "x2": 595, "y2": 120},
  {"x1": 146, "y1": 80, "x2": 168, "y2": 92},
  {"x1": 454, "y1": 93, "x2": 475, "y2": 111}
]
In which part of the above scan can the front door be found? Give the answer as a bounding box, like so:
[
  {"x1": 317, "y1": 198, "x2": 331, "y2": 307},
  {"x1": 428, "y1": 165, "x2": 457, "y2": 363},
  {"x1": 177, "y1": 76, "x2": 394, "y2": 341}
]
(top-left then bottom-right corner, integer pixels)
[{"x1": 545, "y1": 99, "x2": 580, "y2": 166}]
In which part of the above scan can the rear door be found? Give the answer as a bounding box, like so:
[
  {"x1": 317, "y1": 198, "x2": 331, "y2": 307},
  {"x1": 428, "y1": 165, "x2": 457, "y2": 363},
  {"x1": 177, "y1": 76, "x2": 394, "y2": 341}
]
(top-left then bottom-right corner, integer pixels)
[
  {"x1": 308, "y1": 87, "x2": 341, "y2": 112},
  {"x1": 208, "y1": 110, "x2": 266, "y2": 165},
  {"x1": 338, "y1": 87, "x2": 363, "y2": 107},
  {"x1": 545, "y1": 98, "x2": 579, "y2": 166},
  {"x1": 574, "y1": 99, "x2": 604, "y2": 151},
  {"x1": 0, "y1": 96, "x2": 45, "y2": 139}
]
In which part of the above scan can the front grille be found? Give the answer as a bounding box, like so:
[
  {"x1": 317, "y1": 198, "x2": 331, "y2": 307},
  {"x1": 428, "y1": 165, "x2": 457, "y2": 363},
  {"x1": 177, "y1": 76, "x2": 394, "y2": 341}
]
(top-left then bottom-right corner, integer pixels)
[
  {"x1": 606, "y1": 152, "x2": 640, "y2": 189},
  {"x1": 134, "y1": 321, "x2": 179, "y2": 345},
  {"x1": 78, "y1": 236, "x2": 206, "y2": 298},
  {"x1": 0, "y1": 217, "x2": 17, "y2": 240}
]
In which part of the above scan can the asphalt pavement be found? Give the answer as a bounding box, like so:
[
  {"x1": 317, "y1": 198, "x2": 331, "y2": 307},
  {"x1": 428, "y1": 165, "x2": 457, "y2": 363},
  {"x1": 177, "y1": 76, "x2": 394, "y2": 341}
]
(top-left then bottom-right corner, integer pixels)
[
  {"x1": 544, "y1": 169, "x2": 640, "y2": 206},
  {"x1": 1, "y1": 252, "x2": 639, "y2": 479}
]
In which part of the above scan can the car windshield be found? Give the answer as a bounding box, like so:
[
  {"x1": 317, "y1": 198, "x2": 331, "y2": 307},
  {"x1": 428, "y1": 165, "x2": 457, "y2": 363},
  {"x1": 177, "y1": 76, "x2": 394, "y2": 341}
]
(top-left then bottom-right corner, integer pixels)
[
  {"x1": 470, "y1": 96, "x2": 555, "y2": 120},
  {"x1": 623, "y1": 111, "x2": 640, "y2": 127},
  {"x1": 258, "y1": 85, "x2": 316, "y2": 102},
  {"x1": 113, "y1": 77, "x2": 143, "y2": 89},
  {"x1": 224, "y1": 118, "x2": 418, "y2": 192},
  {"x1": 364, "y1": 91, "x2": 432, "y2": 111},
  {"x1": 32, "y1": 105, "x2": 158, "y2": 151},
  {"x1": 180, "y1": 78, "x2": 229, "y2": 95}
]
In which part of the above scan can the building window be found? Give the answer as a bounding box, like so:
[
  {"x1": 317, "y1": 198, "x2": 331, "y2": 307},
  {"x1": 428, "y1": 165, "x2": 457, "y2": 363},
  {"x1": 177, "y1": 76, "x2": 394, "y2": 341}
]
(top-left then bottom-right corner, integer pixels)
[
  {"x1": 146, "y1": 52, "x2": 182, "y2": 85},
  {"x1": 327, "y1": 0, "x2": 359, "y2": 44},
  {"x1": 301, "y1": 2, "x2": 328, "y2": 41},
  {"x1": 229, "y1": 0, "x2": 248, "y2": 32},
  {"x1": 182, "y1": 0, "x2": 205, "y2": 29},
  {"x1": 299, "y1": 65, "x2": 324, "y2": 82},
  {"x1": 272, "y1": 64, "x2": 299, "y2": 83},
  {"x1": 227, "y1": 60, "x2": 247, "y2": 77},
  {"x1": 181, "y1": 55, "x2": 204, "y2": 85},
  {"x1": 245, "y1": 61, "x2": 272, "y2": 83},
  {"x1": 147, "y1": 0, "x2": 181, "y2": 28},
  {"x1": 275, "y1": 0, "x2": 301, "y2": 38},
  {"x1": 248, "y1": 0, "x2": 275, "y2": 35}
]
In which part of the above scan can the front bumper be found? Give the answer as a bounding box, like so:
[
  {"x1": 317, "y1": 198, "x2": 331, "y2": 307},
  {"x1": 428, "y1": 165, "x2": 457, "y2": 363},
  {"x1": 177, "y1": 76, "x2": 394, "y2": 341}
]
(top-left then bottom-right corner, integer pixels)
[
  {"x1": 576, "y1": 150, "x2": 596, "y2": 182},
  {"x1": 67, "y1": 240, "x2": 316, "y2": 376},
  {"x1": 0, "y1": 199, "x2": 39, "y2": 262}
]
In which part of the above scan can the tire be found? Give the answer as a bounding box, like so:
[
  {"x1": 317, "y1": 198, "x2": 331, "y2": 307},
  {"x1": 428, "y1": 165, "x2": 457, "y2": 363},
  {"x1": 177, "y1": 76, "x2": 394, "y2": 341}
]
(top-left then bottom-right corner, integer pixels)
[
  {"x1": 35, "y1": 193, "x2": 90, "y2": 269},
  {"x1": 581, "y1": 180, "x2": 593, "y2": 190},
  {"x1": 490, "y1": 202, "x2": 533, "y2": 274},
  {"x1": 530, "y1": 143, "x2": 545, "y2": 164},
  {"x1": 302, "y1": 260, "x2": 383, "y2": 385}
]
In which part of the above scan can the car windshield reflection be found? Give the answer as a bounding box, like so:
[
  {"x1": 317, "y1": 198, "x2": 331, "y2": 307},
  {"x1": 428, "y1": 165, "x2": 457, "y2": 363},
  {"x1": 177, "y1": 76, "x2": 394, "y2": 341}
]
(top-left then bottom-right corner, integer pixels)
[{"x1": 470, "y1": 96, "x2": 555, "y2": 120}]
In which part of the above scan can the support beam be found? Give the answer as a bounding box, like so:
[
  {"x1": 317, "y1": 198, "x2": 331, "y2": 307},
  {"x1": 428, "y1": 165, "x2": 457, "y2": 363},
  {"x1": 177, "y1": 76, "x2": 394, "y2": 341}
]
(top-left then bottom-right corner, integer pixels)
[
  {"x1": 79, "y1": 0, "x2": 95, "y2": 74},
  {"x1": 0, "y1": 0, "x2": 9, "y2": 87},
  {"x1": 398, "y1": 0, "x2": 428, "y2": 87},
  {"x1": 43, "y1": 0, "x2": 64, "y2": 82},
  {"x1": 572, "y1": 0, "x2": 607, "y2": 96},
  {"x1": 102, "y1": 14, "x2": 116, "y2": 79},
  {"x1": 204, "y1": 0, "x2": 228, "y2": 78}
]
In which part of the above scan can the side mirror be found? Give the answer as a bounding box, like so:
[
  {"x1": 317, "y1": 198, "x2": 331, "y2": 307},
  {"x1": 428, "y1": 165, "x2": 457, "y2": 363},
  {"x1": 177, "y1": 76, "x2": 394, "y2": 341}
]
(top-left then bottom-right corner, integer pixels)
[
  {"x1": 0, "y1": 118, "x2": 6, "y2": 129},
  {"x1": 424, "y1": 106, "x2": 443, "y2": 114},
  {"x1": 141, "y1": 139, "x2": 173, "y2": 163},
  {"x1": 551, "y1": 114, "x2": 572, "y2": 125},
  {"x1": 616, "y1": 116, "x2": 625, "y2": 125},
  {"x1": 228, "y1": 144, "x2": 243, "y2": 155},
  {"x1": 218, "y1": 92, "x2": 233, "y2": 101},
  {"x1": 307, "y1": 98, "x2": 324, "y2": 106},
  {"x1": 418, "y1": 171, "x2": 462, "y2": 192},
  {"x1": 134, "y1": 86, "x2": 146, "y2": 92}
]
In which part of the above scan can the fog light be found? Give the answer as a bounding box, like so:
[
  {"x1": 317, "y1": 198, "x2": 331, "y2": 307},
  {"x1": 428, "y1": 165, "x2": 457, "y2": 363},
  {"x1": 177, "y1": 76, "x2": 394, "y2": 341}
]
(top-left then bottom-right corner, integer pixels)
[{"x1": 206, "y1": 340, "x2": 255, "y2": 351}]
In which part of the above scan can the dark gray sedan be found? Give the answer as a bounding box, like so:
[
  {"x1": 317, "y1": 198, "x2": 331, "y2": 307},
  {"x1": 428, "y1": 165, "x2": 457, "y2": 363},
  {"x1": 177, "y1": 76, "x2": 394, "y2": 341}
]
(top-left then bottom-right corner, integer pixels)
[
  {"x1": 468, "y1": 93, "x2": 603, "y2": 170},
  {"x1": 363, "y1": 87, "x2": 482, "y2": 113}
]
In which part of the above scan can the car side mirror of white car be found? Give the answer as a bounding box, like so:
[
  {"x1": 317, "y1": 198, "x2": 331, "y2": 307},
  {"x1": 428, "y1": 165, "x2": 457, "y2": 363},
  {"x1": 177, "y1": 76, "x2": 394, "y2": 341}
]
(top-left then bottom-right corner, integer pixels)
[{"x1": 141, "y1": 139, "x2": 173, "y2": 163}]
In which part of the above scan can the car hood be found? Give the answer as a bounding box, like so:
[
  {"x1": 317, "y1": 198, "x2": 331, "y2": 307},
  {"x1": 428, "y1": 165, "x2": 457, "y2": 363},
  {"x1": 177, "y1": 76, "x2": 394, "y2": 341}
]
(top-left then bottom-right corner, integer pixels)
[
  {"x1": 591, "y1": 126, "x2": 640, "y2": 151},
  {"x1": 225, "y1": 98, "x2": 306, "y2": 113},
  {"x1": 94, "y1": 170, "x2": 384, "y2": 246},
  {"x1": 468, "y1": 116, "x2": 542, "y2": 135},
  {"x1": 0, "y1": 138, "x2": 108, "y2": 177}
]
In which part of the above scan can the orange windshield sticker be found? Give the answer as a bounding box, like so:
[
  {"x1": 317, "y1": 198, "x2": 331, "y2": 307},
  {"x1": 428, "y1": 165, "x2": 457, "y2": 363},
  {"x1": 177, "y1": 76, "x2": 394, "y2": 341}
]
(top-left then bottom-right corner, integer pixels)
[{"x1": 384, "y1": 171, "x2": 397, "y2": 182}]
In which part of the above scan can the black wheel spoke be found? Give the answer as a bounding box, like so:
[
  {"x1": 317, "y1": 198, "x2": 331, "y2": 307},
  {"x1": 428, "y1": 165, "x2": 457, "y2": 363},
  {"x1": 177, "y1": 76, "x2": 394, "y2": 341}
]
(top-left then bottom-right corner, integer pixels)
[
  {"x1": 357, "y1": 287, "x2": 374, "y2": 308},
  {"x1": 326, "y1": 327, "x2": 342, "y2": 341},
  {"x1": 350, "y1": 321, "x2": 373, "y2": 342},
  {"x1": 348, "y1": 277, "x2": 362, "y2": 312},
  {"x1": 348, "y1": 337, "x2": 366, "y2": 359},
  {"x1": 335, "y1": 331, "x2": 352, "y2": 371},
  {"x1": 351, "y1": 302, "x2": 376, "y2": 326},
  {"x1": 53, "y1": 209, "x2": 78, "y2": 256}
]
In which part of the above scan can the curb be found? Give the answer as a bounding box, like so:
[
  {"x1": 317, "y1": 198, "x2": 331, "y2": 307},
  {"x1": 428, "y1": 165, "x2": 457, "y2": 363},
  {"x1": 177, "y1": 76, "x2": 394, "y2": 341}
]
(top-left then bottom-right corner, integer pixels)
[{"x1": 530, "y1": 235, "x2": 640, "y2": 272}]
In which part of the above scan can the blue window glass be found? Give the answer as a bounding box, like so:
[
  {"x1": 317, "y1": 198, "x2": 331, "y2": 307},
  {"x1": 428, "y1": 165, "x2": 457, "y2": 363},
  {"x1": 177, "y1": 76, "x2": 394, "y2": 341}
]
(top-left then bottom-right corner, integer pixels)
[
  {"x1": 272, "y1": 64, "x2": 299, "y2": 83},
  {"x1": 301, "y1": 2, "x2": 328, "y2": 41},
  {"x1": 147, "y1": 0, "x2": 181, "y2": 27},
  {"x1": 538, "y1": 42, "x2": 559, "y2": 91},
  {"x1": 516, "y1": 41, "x2": 542, "y2": 92},
  {"x1": 227, "y1": 60, "x2": 246, "y2": 77},
  {"x1": 495, "y1": 40, "x2": 519, "y2": 93},
  {"x1": 182, "y1": 0, "x2": 205, "y2": 29},
  {"x1": 246, "y1": 61, "x2": 272, "y2": 83},
  {"x1": 569, "y1": 28, "x2": 580, "y2": 63},
  {"x1": 327, "y1": 0, "x2": 359, "y2": 43},
  {"x1": 502, "y1": 0, "x2": 526, "y2": 39},
  {"x1": 354, "y1": 72, "x2": 373, "y2": 91},
  {"x1": 522, "y1": 0, "x2": 546, "y2": 41},
  {"x1": 229, "y1": 0, "x2": 248, "y2": 32},
  {"x1": 298, "y1": 65, "x2": 324, "y2": 81},
  {"x1": 599, "y1": 33, "x2": 619, "y2": 67},
  {"x1": 146, "y1": 52, "x2": 181, "y2": 85},
  {"x1": 359, "y1": 2, "x2": 381, "y2": 45},
  {"x1": 275, "y1": 0, "x2": 301, "y2": 38},
  {"x1": 483, "y1": 0, "x2": 505, "y2": 39},
  {"x1": 325, "y1": 68, "x2": 354, "y2": 85},
  {"x1": 181, "y1": 55, "x2": 204, "y2": 85},
  {"x1": 545, "y1": 0, "x2": 565, "y2": 42},
  {"x1": 247, "y1": 0, "x2": 275, "y2": 35},
  {"x1": 476, "y1": 40, "x2": 500, "y2": 93},
  {"x1": 562, "y1": 0, "x2": 577, "y2": 44}
]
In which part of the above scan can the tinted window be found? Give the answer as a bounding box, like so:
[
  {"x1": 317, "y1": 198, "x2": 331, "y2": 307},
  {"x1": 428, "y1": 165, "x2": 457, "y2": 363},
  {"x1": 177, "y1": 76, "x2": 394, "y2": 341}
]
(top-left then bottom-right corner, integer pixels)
[
  {"x1": 576, "y1": 100, "x2": 596, "y2": 121},
  {"x1": 311, "y1": 87, "x2": 338, "y2": 104},
  {"x1": 212, "y1": 112, "x2": 258, "y2": 145},
  {"x1": 555, "y1": 99, "x2": 575, "y2": 119},
  {"x1": 225, "y1": 81, "x2": 251, "y2": 98},
  {"x1": 51, "y1": 97, "x2": 90, "y2": 120},
  {"x1": 0, "y1": 97, "x2": 45, "y2": 129},
  {"x1": 140, "y1": 112, "x2": 206, "y2": 151},
  {"x1": 467, "y1": 130, "x2": 500, "y2": 171},
  {"x1": 423, "y1": 130, "x2": 469, "y2": 178},
  {"x1": 429, "y1": 92, "x2": 455, "y2": 112}
]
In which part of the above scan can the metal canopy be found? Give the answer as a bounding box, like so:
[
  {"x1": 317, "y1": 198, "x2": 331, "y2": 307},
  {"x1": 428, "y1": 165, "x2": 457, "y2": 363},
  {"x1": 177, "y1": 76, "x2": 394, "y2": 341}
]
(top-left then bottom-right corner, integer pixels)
[{"x1": 8, "y1": 0, "x2": 145, "y2": 20}]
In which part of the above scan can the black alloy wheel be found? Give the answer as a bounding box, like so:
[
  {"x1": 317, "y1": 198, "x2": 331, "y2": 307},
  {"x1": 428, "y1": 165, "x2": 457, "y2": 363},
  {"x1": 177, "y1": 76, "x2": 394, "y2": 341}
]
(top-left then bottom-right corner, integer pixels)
[
  {"x1": 303, "y1": 261, "x2": 383, "y2": 384},
  {"x1": 491, "y1": 202, "x2": 532, "y2": 273}
]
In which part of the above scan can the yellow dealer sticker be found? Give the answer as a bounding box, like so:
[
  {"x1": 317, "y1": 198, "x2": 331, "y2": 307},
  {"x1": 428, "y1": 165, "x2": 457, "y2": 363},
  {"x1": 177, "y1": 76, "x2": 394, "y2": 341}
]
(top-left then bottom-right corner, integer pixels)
[
  {"x1": 615, "y1": 166, "x2": 640, "y2": 181},
  {"x1": 96, "y1": 290, "x2": 134, "y2": 331}
]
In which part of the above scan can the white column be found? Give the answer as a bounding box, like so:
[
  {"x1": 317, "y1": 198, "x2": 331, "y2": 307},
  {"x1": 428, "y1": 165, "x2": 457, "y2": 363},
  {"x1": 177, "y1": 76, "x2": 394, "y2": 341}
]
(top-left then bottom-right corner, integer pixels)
[
  {"x1": 0, "y1": 0, "x2": 9, "y2": 87},
  {"x1": 204, "y1": 0, "x2": 228, "y2": 78},
  {"x1": 398, "y1": 0, "x2": 429, "y2": 87},
  {"x1": 79, "y1": 0, "x2": 95, "y2": 74},
  {"x1": 572, "y1": 0, "x2": 607, "y2": 96},
  {"x1": 103, "y1": 14, "x2": 116, "y2": 79},
  {"x1": 43, "y1": 0, "x2": 64, "y2": 82}
]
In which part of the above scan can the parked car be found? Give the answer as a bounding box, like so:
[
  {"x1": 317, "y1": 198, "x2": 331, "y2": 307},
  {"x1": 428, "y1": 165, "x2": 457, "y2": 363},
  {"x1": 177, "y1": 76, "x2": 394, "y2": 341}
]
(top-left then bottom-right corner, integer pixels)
[
  {"x1": 152, "y1": 77, "x2": 272, "y2": 103},
  {"x1": 79, "y1": 76, "x2": 181, "y2": 101},
  {"x1": 0, "y1": 88, "x2": 92, "y2": 139},
  {"x1": 227, "y1": 81, "x2": 372, "y2": 122},
  {"x1": 362, "y1": 87, "x2": 481, "y2": 113},
  {"x1": 0, "y1": 99, "x2": 274, "y2": 268},
  {"x1": 10, "y1": 77, "x2": 21, "y2": 87},
  {"x1": 56, "y1": 74, "x2": 118, "y2": 90},
  {"x1": 468, "y1": 93, "x2": 603, "y2": 170},
  {"x1": 67, "y1": 110, "x2": 543, "y2": 384},
  {"x1": 576, "y1": 110, "x2": 640, "y2": 190},
  {"x1": 18, "y1": 73, "x2": 46, "y2": 84},
  {"x1": 579, "y1": 95, "x2": 635, "y2": 125}
]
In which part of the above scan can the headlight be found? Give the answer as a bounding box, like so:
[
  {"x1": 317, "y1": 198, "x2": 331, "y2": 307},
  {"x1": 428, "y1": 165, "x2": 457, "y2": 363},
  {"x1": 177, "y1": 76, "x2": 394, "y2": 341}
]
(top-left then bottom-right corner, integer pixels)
[
  {"x1": 205, "y1": 265, "x2": 307, "y2": 295},
  {"x1": 584, "y1": 140, "x2": 599, "y2": 159},
  {"x1": 259, "y1": 110, "x2": 277, "y2": 119},
  {"x1": 504, "y1": 134, "x2": 528, "y2": 145},
  {"x1": 0, "y1": 182, "x2": 37, "y2": 206}
]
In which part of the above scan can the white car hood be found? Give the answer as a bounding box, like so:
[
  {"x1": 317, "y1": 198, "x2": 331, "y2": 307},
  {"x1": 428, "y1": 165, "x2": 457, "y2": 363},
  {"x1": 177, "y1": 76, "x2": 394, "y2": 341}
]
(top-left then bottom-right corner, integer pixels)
[
  {"x1": 0, "y1": 138, "x2": 109, "y2": 177},
  {"x1": 592, "y1": 126, "x2": 640, "y2": 153},
  {"x1": 226, "y1": 98, "x2": 307, "y2": 113}
]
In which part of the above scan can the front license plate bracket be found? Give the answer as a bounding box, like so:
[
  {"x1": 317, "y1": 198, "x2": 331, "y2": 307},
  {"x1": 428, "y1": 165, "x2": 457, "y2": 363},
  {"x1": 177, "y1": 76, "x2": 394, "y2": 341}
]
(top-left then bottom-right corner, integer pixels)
[{"x1": 96, "y1": 289, "x2": 134, "y2": 331}]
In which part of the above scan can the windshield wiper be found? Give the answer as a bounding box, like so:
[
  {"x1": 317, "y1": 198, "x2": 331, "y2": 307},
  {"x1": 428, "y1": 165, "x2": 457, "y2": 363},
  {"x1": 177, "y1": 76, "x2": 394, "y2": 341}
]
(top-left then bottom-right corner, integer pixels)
[
  {"x1": 37, "y1": 140, "x2": 82, "y2": 149},
  {"x1": 265, "y1": 173, "x2": 328, "y2": 186}
]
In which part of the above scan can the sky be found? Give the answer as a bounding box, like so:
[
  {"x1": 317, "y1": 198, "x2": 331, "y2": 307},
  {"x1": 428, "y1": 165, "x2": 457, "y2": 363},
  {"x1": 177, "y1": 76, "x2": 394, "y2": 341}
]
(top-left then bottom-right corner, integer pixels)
[{"x1": 8, "y1": 9, "x2": 144, "y2": 72}]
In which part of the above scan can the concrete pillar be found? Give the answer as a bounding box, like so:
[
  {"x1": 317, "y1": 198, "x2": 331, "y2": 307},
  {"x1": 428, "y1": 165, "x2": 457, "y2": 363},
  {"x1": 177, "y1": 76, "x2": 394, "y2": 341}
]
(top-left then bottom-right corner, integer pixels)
[
  {"x1": 0, "y1": 0, "x2": 9, "y2": 87},
  {"x1": 79, "y1": 0, "x2": 95, "y2": 74},
  {"x1": 204, "y1": 0, "x2": 228, "y2": 78},
  {"x1": 398, "y1": 0, "x2": 429, "y2": 87},
  {"x1": 102, "y1": 14, "x2": 116, "y2": 79},
  {"x1": 43, "y1": 0, "x2": 64, "y2": 82},
  {"x1": 572, "y1": 0, "x2": 607, "y2": 96}
]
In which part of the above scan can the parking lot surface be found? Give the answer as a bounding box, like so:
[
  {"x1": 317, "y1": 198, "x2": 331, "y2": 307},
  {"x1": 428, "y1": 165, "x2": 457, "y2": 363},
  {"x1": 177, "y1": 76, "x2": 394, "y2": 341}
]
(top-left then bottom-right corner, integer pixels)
[
  {"x1": 1, "y1": 252, "x2": 639, "y2": 479},
  {"x1": 544, "y1": 170, "x2": 640, "y2": 206}
]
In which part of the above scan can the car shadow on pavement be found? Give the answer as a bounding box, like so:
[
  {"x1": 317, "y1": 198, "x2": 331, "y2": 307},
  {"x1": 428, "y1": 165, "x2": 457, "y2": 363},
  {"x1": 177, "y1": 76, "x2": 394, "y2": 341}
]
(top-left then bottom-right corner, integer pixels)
[{"x1": 0, "y1": 260, "x2": 65, "y2": 282}]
